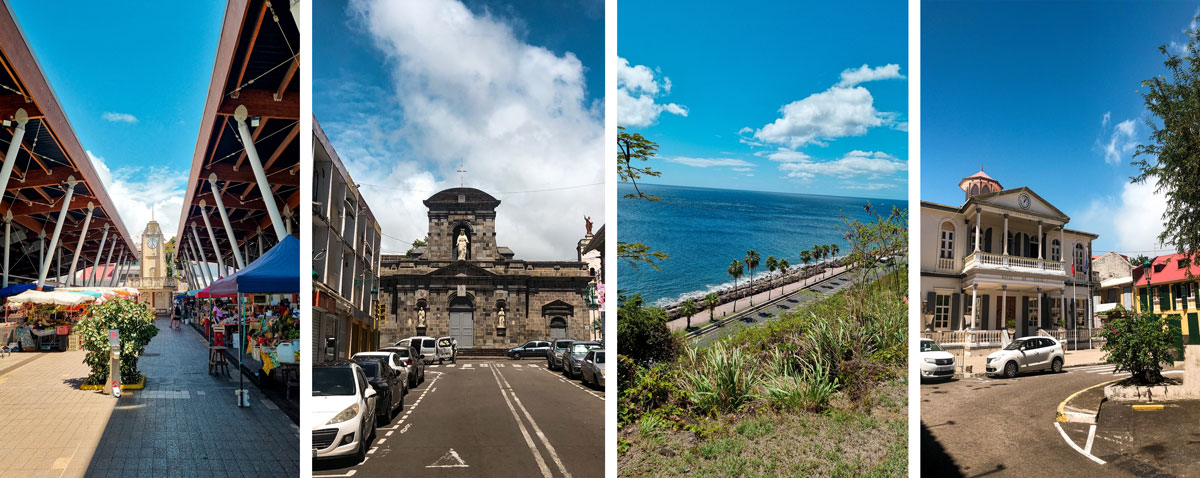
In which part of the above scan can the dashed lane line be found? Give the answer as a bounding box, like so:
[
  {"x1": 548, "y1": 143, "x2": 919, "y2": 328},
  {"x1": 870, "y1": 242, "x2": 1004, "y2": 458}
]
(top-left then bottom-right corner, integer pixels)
[{"x1": 537, "y1": 366, "x2": 604, "y2": 400}]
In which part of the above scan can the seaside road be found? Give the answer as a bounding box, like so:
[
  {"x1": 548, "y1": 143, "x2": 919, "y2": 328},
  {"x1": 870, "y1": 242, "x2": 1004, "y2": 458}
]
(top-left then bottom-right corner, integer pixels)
[
  {"x1": 695, "y1": 267, "x2": 887, "y2": 346},
  {"x1": 313, "y1": 360, "x2": 603, "y2": 478}
]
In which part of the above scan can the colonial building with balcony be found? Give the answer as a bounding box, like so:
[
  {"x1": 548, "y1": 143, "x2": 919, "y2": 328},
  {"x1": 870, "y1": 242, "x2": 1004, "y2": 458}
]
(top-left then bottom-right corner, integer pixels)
[{"x1": 921, "y1": 170, "x2": 1098, "y2": 339}]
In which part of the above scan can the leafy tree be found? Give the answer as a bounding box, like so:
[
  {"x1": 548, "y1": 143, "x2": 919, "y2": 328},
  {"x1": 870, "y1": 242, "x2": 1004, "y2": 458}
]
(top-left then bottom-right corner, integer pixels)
[
  {"x1": 617, "y1": 292, "x2": 681, "y2": 367},
  {"x1": 681, "y1": 299, "x2": 698, "y2": 330},
  {"x1": 745, "y1": 250, "x2": 760, "y2": 306},
  {"x1": 1099, "y1": 311, "x2": 1178, "y2": 384},
  {"x1": 1132, "y1": 23, "x2": 1200, "y2": 273},
  {"x1": 616, "y1": 127, "x2": 668, "y2": 270},
  {"x1": 764, "y1": 256, "x2": 778, "y2": 300},
  {"x1": 165, "y1": 237, "x2": 177, "y2": 278},
  {"x1": 406, "y1": 236, "x2": 428, "y2": 255},
  {"x1": 727, "y1": 260, "x2": 744, "y2": 313},
  {"x1": 840, "y1": 203, "x2": 909, "y2": 319},
  {"x1": 705, "y1": 292, "x2": 719, "y2": 322},
  {"x1": 78, "y1": 298, "x2": 159, "y2": 385}
]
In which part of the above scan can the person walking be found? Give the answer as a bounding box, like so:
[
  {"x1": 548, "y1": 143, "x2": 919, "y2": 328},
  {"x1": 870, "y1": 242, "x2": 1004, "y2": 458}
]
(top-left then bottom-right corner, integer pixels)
[{"x1": 171, "y1": 304, "x2": 182, "y2": 330}]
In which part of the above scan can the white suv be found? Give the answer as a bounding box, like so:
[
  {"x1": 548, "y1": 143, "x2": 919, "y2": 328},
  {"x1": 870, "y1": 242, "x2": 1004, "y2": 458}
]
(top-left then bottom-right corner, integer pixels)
[
  {"x1": 986, "y1": 337, "x2": 1065, "y2": 378},
  {"x1": 919, "y1": 338, "x2": 956, "y2": 381},
  {"x1": 312, "y1": 362, "x2": 378, "y2": 462}
]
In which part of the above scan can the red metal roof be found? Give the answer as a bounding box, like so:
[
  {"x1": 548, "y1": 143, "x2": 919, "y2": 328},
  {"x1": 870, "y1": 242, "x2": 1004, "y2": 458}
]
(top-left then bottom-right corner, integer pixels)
[{"x1": 1131, "y1": 252, "x2": 1200, "y2": 285}]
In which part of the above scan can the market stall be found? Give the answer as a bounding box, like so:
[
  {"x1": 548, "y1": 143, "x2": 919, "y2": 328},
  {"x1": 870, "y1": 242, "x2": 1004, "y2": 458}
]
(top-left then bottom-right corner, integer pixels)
[
  {"x1": 206, "y1": 236, "x2": 300, "y2": 405},
  {"x1": 2, "y1": 287, "x2": 140, "y2": 352}
]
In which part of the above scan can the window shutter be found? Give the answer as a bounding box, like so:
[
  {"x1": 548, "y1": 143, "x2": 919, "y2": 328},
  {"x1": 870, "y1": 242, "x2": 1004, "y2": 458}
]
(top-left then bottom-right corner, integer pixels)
[
  {"x1": 981, "y1": 295, "x2": 991, "y2": 330},
  {"x1": 951, "y1": 293, "x2": 961, "y2": 330},
  {"x1": 1042, "y1": 293, "x2": 1051, "y2": 329},
  {"x1": 925, "y1": 292, "x2": 936, "y2": 316},
  {"x1": 1020, "y1": 296, "x2": 1030, "y2": 337}
]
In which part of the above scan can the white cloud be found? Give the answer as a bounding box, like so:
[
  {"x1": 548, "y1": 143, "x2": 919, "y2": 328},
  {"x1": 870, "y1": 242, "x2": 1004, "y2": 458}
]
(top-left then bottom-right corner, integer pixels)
[
  {"x1": 88, "y1": 151, "x2": 185, "y2": 244},
  {"x1": 778, "y1": 150, "x2": 907, "y2": 181},
  {"x1": 844, "y1": 183, "x2": 893, "y2": 191},
  {"x1": 1102, "y1": 118, "x2": 1137, "y2": 165},
  {"x1": 101, "y1": 112, "x2": 138, "y2": 124},
  {"x1": 1101, "y1": 111, "x2": 1111, "y2": 127},
  {"x1": 836, "y1": 63, "x2": 905, "y2": 87},
  {"x1": 759, "y1": 150, "x2": 811, "y2": 162},
  {"x1": 752, "y1": 85, "x2": 893, "y2": 149},
  {"x1": 731, "y1": 167, "x2": 753, "y2": 173},
  {"x1": 663, "y1": 156, "x2": 754, "y2": 168},
  {"x1": 1169, "y1": 7, "x2": 1200, "y2": 55},
  {"x1": 339, "y1": 0, "x2": 604, "y2": 260},
  {"x1": 1078, "y1": 178, "x2": 1169, "y2": 255},
  {"x1": 617, "y1": 57, "x2": 687, "y2": 127}
]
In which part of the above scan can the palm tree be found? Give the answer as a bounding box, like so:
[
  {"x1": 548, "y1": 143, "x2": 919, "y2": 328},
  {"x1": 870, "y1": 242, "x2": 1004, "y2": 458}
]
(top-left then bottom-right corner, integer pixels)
[
  {"x1": 728, "y1": 260, "x2": 744, "y2": 312},
  {"x1": 829, "y1": 243, "x2": 840, "y2": 277},
  {"x1": 800, "y1": 250, "x2": 812, "y2": 285},
  {"x1": 778, "y1": 259, "x2": 790, "y2": 292},
  {"x1": 681, "y1": 299, "x2": 698, "y2": 330},
  {"x1": 813, "y1": 244, "x2": 826, "y2": 280},
  {"x1": 745, "y1": 250, "x2": 760, "y2": 306},
  {"x1": 765, "y1": 256, "x2": 778, "y2": 300},
  {"x1": 705, "y1": 292, "x2": 719, "y2": 322}
]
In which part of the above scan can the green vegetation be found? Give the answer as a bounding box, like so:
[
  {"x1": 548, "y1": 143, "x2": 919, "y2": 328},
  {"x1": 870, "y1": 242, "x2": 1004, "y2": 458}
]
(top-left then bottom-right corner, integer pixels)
[
  {"x1": 617, "y1": 127, "x2": 669, "y2": 271},
  {"x1": 78, "y1": 298, "x2": 159, "y2": 385},
  {"x1": 744, "y1": 250, "x2": 760, "y2": 306},
  {"x1": 1099, "y1": 311, "x2": 1179, "y2": 384},
  {"x1": 727, "y1": 260, "x2": 744, "y2": 312}
]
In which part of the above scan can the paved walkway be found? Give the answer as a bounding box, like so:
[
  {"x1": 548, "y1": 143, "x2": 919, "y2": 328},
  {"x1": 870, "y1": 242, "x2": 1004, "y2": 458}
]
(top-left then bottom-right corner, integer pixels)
[
  {"x1": 667, "y1": 264, "x2": 851, "y2": 331},
  {"x1": 0, "y1": 318, "x2": 298, "y2": 477}
]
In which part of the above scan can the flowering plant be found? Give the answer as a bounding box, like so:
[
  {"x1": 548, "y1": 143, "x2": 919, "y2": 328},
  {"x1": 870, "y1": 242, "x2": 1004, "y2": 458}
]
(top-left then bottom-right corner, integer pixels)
[{"x1": 1098, "y1": 311, "x2": 1178, "y2": 384}]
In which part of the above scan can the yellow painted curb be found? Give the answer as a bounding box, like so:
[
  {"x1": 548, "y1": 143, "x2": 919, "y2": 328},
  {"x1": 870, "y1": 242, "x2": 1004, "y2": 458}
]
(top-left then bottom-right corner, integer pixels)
[
  {"x1": 1056, "y1": 377, "x2": 1123, "y2": 423},
  {"x1": 1132, "y1": 404, "x2": 1164, "y2": 411},
  {"x1": 80, "y1": 374, "x2": 146, "y2": 391}
]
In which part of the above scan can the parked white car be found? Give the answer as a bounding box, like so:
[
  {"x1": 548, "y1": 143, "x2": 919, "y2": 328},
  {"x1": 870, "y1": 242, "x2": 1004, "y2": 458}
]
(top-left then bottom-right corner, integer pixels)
[
  {"x1": 312, "y1": 362, "x2": 378, "y2": 462},
  {"x1": 436, "y1": 337, "x2": 456, "y2": 364},
  {"x1": 920, "y1": 338, "x2": 956, "y2": 381},
  {"x1": 407, "y1": 336, "x2": 440, "y2": 364},
  {"x1": 986, "y1": 336, "x2": 1065, "y2": 378}
]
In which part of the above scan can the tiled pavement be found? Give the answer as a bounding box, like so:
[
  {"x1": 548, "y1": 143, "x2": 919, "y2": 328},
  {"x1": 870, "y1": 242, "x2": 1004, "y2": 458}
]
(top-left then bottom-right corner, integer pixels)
[{"x1": 0, "y1": 319, "x2": 299, "y2": 478}]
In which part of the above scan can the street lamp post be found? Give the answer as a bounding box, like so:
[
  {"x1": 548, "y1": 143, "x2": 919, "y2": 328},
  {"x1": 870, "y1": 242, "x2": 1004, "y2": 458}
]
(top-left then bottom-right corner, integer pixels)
[{"x1": 1143, "y1": 259, "x2": 1153, "y2": 313}]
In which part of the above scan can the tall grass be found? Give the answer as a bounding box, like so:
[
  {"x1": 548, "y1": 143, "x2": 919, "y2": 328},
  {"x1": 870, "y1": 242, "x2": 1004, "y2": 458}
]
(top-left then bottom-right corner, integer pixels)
[{"x1": 680, "y1": 342, "x2": 760, "y2": 414}]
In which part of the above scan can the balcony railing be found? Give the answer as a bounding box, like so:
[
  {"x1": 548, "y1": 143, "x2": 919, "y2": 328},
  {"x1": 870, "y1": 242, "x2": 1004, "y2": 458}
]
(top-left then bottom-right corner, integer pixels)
[
  {"x1": 937, "y1": 257, "x2": 956, "y2": 271},
  {"x1": 921, "y1": 329, "x2": 1006, "y2": 348},
  {"x1": 963, "y1": 252, "x2": 1065, "y2": 276}
]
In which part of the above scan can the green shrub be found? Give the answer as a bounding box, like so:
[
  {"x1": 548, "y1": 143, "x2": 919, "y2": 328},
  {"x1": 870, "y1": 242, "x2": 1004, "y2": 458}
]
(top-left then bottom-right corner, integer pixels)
[
  {"x1": 618, "y1": 359, "x2": 688, "y2": 427},
  {"x1": 618, "y1": 293, "x2": 682, "y2": 367},
  {"x1": 680, "y1": 342, "x2": 759, "y2": 414},
  {"x1": 1100, "y1": 311, "x2": 1178, "y2": 384},
  {"x1": 77, "y1": 298, "x2": 159, "y2": 385},
  {"x1": 760, "y1": 359, "x2": 839, "y2": 412}
]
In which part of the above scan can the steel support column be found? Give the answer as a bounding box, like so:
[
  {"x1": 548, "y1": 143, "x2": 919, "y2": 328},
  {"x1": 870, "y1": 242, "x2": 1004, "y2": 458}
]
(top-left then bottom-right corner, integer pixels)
[
  {"x1": 190, "y1": 226, "x2": 213, "y2": 286},
  {"x1": 233, "y1": 105, "x2": 287, "y2": 239},
  {"x1": 0, "y1": 109, "x2": 29, "y2": 202},
  {"x1": 207, "y1": 174, "x2": 245, "y2": 269},
  {"x1": 37, "y1": 177, "x2": 77, "y2": 289},
  {"x1": 66, "y1": 202, "x2": 95, "y2": 287},
  {"x1": 100, "y1": 235, "x2": 117, "y2": 286},
  {"x1": 199, "y1": 201, "x2": 227, "y2": 276},
  {"x1": 89, "y1": 224, "x2": 110, "y2": 287},
  {"x1": 2, "y1": 212, "x2": 10, "y2": 288}
]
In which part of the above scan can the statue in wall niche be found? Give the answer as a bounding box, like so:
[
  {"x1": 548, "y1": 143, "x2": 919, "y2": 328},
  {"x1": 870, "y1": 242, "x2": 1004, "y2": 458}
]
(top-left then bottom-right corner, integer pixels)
[
  {"x1": 417, "y1": 307, "x2": 427, "y2": 328},
  {"x1": 456, "y1": 230, "x2": 469, "y2": 261},
  {"x1": 497, "y1": 306, "x2": 506, "y2": 329}
]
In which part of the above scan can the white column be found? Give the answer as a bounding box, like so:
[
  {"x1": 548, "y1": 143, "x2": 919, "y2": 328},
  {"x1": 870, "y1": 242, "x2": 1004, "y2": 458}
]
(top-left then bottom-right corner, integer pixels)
[
  {"x1": 1001, "y1": 285, "x2": 1008, "y2": 333},
  {"x1": 0, "y1": 109, "x2": 29, "y2": 202},
  {"x1": 100, "y1": 234, "x2": 117, "y2": 286},
  {"x1": 1003, "y1": 214, "x2": 1009, "y2": 255},
  {"x1": 2, "y1": 211, "x2": 10, "y2": 288},
  {"x1": 37, "y1": 177, "x2": 77, "y2": 290},
  {"x1": 970, "y1": 283, "x2": 979, "y2": 330},
  {"x1": 1037, "y1": 221, "x2": 1043, "y2": 260},
  {"x1": 233, "y1": 105, "x2": 287, "y2": 239},
  {"x1": 284, "y1": 206, "x2": 293, "y2": 237},
  {"x1": 37, "y1": 230, "x2": 44, "y2": 281},
  {"x1": 207, "y1": 174, "x2": 246, "y2": 269},
  {"x1": 257, "y1": 226, "x2": 264, "y2": 257},
  {"x1": 199, "y1": 201, "x2": 227, "y2": 276},
  {"x1": 89, "y1": 224, "x2": 110, "y2": 287},
  {"x1": 974, "y1": 209, "x2": 980, "y2": 252},
  {"x1": 67, "y1": 202, "x2": 95, "y2": 287},
  {"x1": 190, "y1": 226, "x2": 212, "y2": 286},
  {"x1": 108, "y1": 250, "x2": 123, "y2": 287}
]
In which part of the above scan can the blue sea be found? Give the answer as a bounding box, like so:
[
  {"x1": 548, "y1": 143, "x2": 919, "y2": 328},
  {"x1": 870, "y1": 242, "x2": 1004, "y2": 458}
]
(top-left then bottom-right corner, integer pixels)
[{"x1": 618, "y1": 183, "x2": 906, "y2": 306}]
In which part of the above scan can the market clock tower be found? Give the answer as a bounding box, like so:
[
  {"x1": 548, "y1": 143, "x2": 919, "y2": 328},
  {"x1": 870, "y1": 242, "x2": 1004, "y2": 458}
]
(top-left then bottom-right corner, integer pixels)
[{"x1": 136, "y1": 220, "x2": 174, "y2": 316}]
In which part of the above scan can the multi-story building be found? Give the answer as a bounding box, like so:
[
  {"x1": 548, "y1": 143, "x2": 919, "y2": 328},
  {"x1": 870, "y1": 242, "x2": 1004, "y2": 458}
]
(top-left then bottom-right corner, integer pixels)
[
  {"x1": 920, "y1": 169, "x2": 1098, "y2": 339},
  {"x1": 1092, "y1": 251, "x2": 1135, "y2": 319},
  {"x1": 1131, "y1": 252, "x2": 1200, "y2": 344},
  {"x1": 312, "y1": 117, "x2": 383, "y2": 362}
]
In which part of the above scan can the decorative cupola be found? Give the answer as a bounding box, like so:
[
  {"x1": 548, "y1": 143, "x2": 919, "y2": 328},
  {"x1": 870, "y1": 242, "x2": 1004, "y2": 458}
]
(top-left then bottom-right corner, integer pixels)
[{"x1": 959, "y1": 167, "x2": 1002, "y2": 201}]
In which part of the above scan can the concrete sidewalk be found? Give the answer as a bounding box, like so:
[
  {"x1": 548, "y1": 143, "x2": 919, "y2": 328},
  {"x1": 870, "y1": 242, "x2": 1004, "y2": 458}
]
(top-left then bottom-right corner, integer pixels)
[
  {"x1": 0, "y1": 318, "x2": 299, "y2": 477},
  {"x1": 951, "y1": 346, "x2": 1109, "y2": 378}
]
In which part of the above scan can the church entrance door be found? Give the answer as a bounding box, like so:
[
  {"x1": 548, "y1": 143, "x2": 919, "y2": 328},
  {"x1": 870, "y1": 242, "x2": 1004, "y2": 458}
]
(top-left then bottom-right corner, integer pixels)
[
  {"x1": 549, "y1": 317, "x2": 567, "y2": 340},
  {"x1": 449, "y1": 297, "x2": 474, "y2": 348}
]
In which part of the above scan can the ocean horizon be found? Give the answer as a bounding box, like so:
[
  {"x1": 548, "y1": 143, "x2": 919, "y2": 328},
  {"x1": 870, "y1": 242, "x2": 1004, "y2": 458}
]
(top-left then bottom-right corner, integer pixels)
[{"x1": 618, "y1": 182, "x2": 906, "y2": 306}]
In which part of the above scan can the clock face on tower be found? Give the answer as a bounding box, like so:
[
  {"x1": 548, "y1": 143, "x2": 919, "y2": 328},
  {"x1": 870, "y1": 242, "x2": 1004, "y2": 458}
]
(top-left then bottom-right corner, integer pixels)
[{"x1": 147, "y1": 237, "x2": 159, "y2": 250}]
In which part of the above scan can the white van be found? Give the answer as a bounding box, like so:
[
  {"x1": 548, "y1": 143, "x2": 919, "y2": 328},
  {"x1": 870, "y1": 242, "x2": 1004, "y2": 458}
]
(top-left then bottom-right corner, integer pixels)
[
  {"x1": 437, "y1": 337, "x2": 456, "y2": 364},
  {"x1": 407, "y1": 336, "x2": 439, "y2": 364}
]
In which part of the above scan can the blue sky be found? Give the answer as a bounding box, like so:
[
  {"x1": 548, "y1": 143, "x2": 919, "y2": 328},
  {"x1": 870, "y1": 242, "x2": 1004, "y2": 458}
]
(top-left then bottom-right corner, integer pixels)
[
  {"x1": 618, "y1": 0, "x2": 908, "y2": 200},
  {"x1": 922, "y1": 0, "x2": 1199, "y2": 256},
  {"x1": 8, "y1": 1, "x2": 225, "y2": 241},
  {"x1": 314, "y1": 0, "x2": 605, "y2": 260}
]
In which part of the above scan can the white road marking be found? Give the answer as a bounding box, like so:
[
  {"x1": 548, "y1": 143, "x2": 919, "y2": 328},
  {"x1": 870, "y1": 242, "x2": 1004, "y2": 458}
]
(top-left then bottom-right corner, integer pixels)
[
  {"x1": 494, "y1": 367, "x2": 573, "y2": 478},
  {"x1": 445, "y1": 364, "x2": 455, "y2": 368},
  {"x1": 1084, "y1": 424, "x2": 1097, "y2": 454},
  {"x1": 400, "y1": 423, "x2": 411, "y2": 434},
  {"x1": 489, "y1": 366, "x2": 554, "y2": 478},
  {"x1": 386, "y1": 431, "x2": 394, "y2": 437},
  {"x1": 512, "y1": 364, "x2": 522, "y2": 368},
  {"x1": 1054, "y1": 422, "x2": 1106, "y2": 465},
  {"x1": 480, "y1": 363, "x2": 489, "y2": 367},
  {"x1": 312, "y1": 470, "x2": 357, "y2": 477},
  {"x1": 463, "y1": 364, "x2": 473, "y2": 368},
  {"x1": 367, "y1": 447, "x2": 378, "y2": 455},
  {"x1": 427, "y1": 448, "x2": 469, "y2": 468}
]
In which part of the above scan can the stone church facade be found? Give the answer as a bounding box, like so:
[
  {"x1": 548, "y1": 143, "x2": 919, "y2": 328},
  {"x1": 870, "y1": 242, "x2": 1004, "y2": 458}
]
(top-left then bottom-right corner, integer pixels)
[{"x1": 378, "y1": 188, "x2": 593, "y2": 349}]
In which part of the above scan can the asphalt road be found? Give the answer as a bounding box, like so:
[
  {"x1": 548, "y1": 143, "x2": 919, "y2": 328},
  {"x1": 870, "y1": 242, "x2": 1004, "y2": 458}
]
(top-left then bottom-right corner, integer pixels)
[
  {"x1": 696, "y1": 267, "x2": 889, "y2": 346},
  {"x1": 313, "y1": 359, "x2": 604, "y2": 478},
  {"x1": 921, "y1": 363, "x2": 1183, "y2": 478}
]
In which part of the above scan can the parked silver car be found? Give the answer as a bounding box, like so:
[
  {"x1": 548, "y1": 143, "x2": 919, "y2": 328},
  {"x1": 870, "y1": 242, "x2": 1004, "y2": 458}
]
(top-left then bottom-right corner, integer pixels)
[
  {"x1": 563, "y1": 341, "x2": 602, "y2": 379},
  {"x1": 548, "y1": 339, "x2": 574, "y2": 371},
  {"x1": 580, "y1": 349, "x2": 604, "y2": 389},
  {"x1": 986, "y1": 336, "x2": 1065, "y2": 378}
]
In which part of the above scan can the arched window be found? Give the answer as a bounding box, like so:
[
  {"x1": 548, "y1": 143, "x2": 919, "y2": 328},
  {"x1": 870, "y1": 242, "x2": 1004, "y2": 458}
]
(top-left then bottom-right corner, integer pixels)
[
  {"x1": 939, "y1": 222, "x2": 955, "y2": 259},
  {"x1": 1051, "y1": 239, "x2": 1061, "y2": 262},
  {"x1": 970, "y1": 184, "x2": 979, "y2": 197}
]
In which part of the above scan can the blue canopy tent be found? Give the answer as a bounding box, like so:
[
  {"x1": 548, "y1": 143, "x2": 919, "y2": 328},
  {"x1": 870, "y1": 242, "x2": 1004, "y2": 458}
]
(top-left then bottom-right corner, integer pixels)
[
  {"x1": 208, "y1": 235, "x2": 299, "y2": 295},
  {"x1": 0, "y1": 284, "x2": 51, "y2": 299}
]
